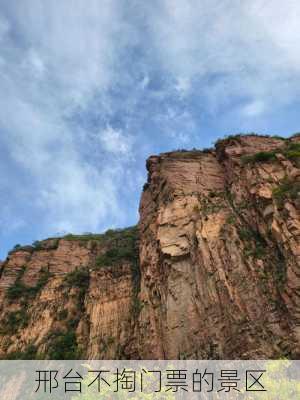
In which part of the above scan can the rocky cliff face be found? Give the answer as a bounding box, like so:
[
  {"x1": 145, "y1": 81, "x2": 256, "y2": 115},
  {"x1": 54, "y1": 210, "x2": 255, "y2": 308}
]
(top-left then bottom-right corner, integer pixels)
[
  {"x1": 0, "y1": 228, "x2": 140, "y2": 359},
  {"x1": 1, "y1": 134, "x2": 300, "y2": 359}
]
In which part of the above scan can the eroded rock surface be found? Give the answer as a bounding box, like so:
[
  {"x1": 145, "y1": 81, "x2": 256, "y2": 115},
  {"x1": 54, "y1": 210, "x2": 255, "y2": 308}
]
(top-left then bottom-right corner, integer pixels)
[{"x1": 137, "y1": 134, "x2": 300, "y2": 359}]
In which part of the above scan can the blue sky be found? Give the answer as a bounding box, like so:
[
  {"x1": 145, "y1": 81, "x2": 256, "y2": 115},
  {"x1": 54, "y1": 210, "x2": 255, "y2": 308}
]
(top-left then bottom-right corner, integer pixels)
[{"x1": 1, "y1": 0, "x2": 300, "y2": 259}]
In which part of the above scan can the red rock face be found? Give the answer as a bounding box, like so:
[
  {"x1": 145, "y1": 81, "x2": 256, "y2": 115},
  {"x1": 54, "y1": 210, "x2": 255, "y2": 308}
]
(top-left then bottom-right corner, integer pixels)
[
  {"x1": 0, "y1": 134, "x2": 300, "y2": 359},
  {"x1": 137, "y1": 135, "x2": 300, "y2": 359}
]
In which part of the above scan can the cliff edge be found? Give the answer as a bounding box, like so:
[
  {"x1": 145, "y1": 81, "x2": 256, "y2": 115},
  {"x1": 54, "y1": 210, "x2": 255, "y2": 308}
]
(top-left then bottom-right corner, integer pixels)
[{"x1": 1, "y1": 134, "x2": 300, "y2": 359}]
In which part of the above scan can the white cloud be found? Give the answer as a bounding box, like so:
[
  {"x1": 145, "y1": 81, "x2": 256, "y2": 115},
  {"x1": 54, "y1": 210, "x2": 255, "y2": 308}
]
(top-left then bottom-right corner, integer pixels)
[
  {"x1": 155, "y1": 106, "x2": 196, "y2": 145},
  {"x1": 175, "y1": 76, "x2": 191, "y2": 98},
  {"x1": 241, "y1": 100, "x2": 266, "y2": 117},
  {"x1": 100, "y1": 126, "x2": 133, "y2": 156},
  {"x1": 0, "y1": 205, "x2": 25, "y2": 234},
  {"x1": 146, "y1": 0, "x2": 300, "y2": 113},
  {"x1": 0, "y1": 1, "x2": 134, "y2": 236},
  {"x1": 0, "y1": 14, "x2": 9, "y2": 41},
  {"x1": 22, "y1": 49, "x2": 46, "y2": 79},
  {"x1": 140, "y1": 75, "x2": 150, "y2": 90}
]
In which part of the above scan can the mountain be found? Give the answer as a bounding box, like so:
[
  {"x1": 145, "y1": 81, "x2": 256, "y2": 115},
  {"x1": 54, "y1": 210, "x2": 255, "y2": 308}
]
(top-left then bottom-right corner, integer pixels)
[{"x1": 1, "y1": 133, "x2": 300, "y2": 359}]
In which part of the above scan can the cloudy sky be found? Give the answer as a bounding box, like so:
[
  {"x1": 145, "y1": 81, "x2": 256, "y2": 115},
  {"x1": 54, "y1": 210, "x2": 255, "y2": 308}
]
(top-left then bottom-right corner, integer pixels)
[{"x1": 1, "y1": 0, "x2": 300, "y2": 258}]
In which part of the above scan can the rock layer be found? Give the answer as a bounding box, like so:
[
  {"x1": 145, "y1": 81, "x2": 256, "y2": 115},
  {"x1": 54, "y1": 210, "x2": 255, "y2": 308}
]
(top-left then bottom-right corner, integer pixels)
[{"x1": 1, "y1": 134, "x2": 300, "y2": 359}]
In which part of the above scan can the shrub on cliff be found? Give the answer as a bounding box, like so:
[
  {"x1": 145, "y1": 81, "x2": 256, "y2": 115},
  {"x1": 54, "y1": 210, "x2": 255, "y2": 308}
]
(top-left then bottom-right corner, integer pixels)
[
  {"x1": 47, "y1": 331, "x2": 78, "y2": 359},
  {"x1": 96, "y1": 246, "x2": 137, "y2": 267},
  {"x1": 63, "y1": 268, "x2": 89, "y2": 289},
  {"x1": 6, "y1": 266, "x2": 51, "y2": 302},
  {"x1": 273, "y1": 178, "x2": 300, "y2": 208},
  {"x1": 283, "y1": 142, "x2": 300, "y2": 164},
  {"x1": 0, "y1": 309, "x2": 29, "y2": 335},
  {"x1": 242, "y1": 151, "x2": 277, "y2": 164},
  {"x1": 95, "y1": 226, "x2": 139, "y2": 268},
  {"x1": 6, "y1": 280, "x2": 27, "y2": 301},
  {"x1": 62, "y1": 268, "x2": 90, "y2": 313}
]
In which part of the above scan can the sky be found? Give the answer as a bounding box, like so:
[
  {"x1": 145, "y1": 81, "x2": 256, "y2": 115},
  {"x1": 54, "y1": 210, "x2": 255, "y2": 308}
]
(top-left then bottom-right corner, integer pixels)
[{"x1": 1, "y1": 0, "x2": 300, "y2": 259}]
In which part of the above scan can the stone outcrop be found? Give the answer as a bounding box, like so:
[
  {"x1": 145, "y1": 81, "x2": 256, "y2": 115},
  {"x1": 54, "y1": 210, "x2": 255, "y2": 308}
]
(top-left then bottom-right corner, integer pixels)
[
  {"x1": 1, "y1": 134, "x2": 300, "y2": 359},
  {"x1": 0, "y1": 228, "x2": 140, "y2": 359}
]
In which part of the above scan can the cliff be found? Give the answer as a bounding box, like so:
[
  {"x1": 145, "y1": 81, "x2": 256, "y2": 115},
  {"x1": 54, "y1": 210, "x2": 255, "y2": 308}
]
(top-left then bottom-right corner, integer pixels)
[
  {"x1": 0, "y1": 228, "x2": 140, "y2": 359},
  {"x1": 1, "y1": 133, "x2": 300, "y2": 359}
]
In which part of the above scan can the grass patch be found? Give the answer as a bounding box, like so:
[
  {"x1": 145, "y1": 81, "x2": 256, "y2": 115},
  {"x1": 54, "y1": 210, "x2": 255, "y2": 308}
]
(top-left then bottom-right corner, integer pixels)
[
  {"x1": 199, "y1": 195, "x2": 225, "y2": 217},
  {"x1": 241, "y1": 140, "x2": 300, "y2": 165},
  {"x1": 285, "y1": 150, "x2": 300, "y2": 161},
  {"x1": 225, "y1": 215, "x2": 236, "y2": 224},
  {"x1": 62, "y1": 225, "x2": 138, "y2": 253},
  {"x1": 282, "y1": 142, "x2": 300, "y2": 163},
  {"x1": 244, "y1": 244, "x2": 266, "y2": 259},
  {"x1": 272, "y1": 178, "x2": 300, "y2": 208},
  {"x1": 285, "y1": 142, "x2": 300, "y2": 152},
  {"x1": 238, "y1": 227, "x2": 268, "y2": 260},
  {"x1": 215, "y1": 133, "x2": 285, "y2": 148},
  {"x1": 9, "y1": 226, "x2": 139, "y2": 259},
  {"x1": 63, "y1": 233, "x2": 104, "y2": 242}
]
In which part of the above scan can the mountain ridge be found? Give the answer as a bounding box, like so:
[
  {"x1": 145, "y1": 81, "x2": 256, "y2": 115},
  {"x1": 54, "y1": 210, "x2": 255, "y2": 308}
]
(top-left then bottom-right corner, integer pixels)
[{"x1": 1, "y1": 133, "x2": 300, "y2": 359}]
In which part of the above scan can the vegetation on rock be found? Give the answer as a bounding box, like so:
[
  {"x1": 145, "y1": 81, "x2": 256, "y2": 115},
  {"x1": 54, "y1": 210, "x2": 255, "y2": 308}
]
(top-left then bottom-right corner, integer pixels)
[
  {"x1": 47, "y1": 330, "x2": 78, "y2": 359},
  {"x1": 273, "y1": 177, "x2": 300, "y2": 207},
  {"x1": 7, "y1": 266, "x2": 52, "y2": 302},
  {"x1": 0, "y1": 309, "x2": 29, "y2": 335}
]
